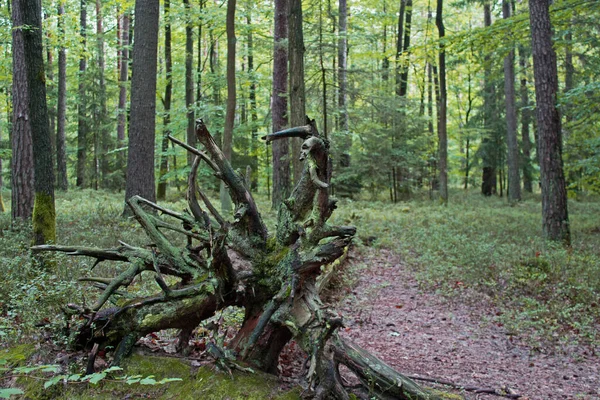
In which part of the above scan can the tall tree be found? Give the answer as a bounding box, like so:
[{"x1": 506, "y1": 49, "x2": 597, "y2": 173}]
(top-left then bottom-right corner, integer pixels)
[
  {"x1": 481, "y1": 1, "x2": 496, "y2": 196},
  {"x1": 220, "y1": 0, "x2": 236, "y2": 213},
  {"x1": 76, "y1": 0, "x2": 88, "y2": 188},
  {"x1": 116, "y1": 10, "x2": 130, "y2": 177},
  {"x1": 436, "y1": 0, "x2": 448, "y2": 203},
  {"x1": 184, "y1": 0, "x2": 195, "y2": 166},
  {"x1": 247, "y1": 5, "x2": 259, "y2": 189},
  {"x1": 271, "y1": 0, "x2": 290, "y2": 209},
  {"x1": 11, "y1": 0, "x2": 34, "y2": 220},
  {"x1": 338, "y1": 0, "x2": 348, "y2": 135},
  {"x1": 398, "y1": 0, "x2": 412, "y2": 97},
  {"x1": 528, "y1": 0, "x2": 570, "y2": 244},
  {"x1": 20, "y1": 0, "x2": 56, "y2": 245},
  {"x1": 395, "y1": 0, "x2": 406, "y2": 97},
  {"x1": 95, "y1": 0, "x2": 108, "y2": 188},
  {"x1": 288, "y1": 0, "x2": 306, "y2": 183},
  {"x1": 124, "y1": 0, "x2": 160, "y2": 211},
  {"x1": 519, "y1": 45, "x2": 533, "y2": 193},
  {"x1": 157, "y1": 0, "x2": 173, "y2": 201},
  {"x1": 56, "y1": 2, "x2": 68, "y2": 191},
  {"x1": 502, "y1": 0, "x2": 520, "y2": 202}
]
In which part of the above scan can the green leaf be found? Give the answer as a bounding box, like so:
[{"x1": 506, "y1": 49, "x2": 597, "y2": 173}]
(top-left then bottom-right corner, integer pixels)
[
  {"x1": 125, "y1": 376, "x2": 141, "y2": 385},
  {"x1": 67, "y1": 374, "x2": 82, "y2": 382},
  {"x1": 0, "y1": 388, "x2": 24, "y2": 399},
  {"x1": 156, "y1": 378, "x2": 183, "y2": 384},
  {"x1": 139, "y1": 376, "x2": 157, "y2": 385},
  {"x1": 104, "y1": 366, "x2": 124, "y2": 373},
  {"x1": 43, "y1": 375, "x2": 66, "y2": 389},
  {"x1": 87, "y1": 372, "x2": 106, "y2": 384}
]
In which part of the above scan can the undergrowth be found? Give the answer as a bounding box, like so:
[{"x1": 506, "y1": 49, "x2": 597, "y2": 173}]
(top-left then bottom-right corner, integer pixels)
[{"x1": 1, "y1": 188, "x2": 599, "y2": 354}]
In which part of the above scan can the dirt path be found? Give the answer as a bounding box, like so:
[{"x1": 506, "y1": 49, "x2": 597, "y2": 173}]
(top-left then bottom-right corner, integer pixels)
[{"x1": 336, "y1": 249, "x2": 600, "y2": 400}]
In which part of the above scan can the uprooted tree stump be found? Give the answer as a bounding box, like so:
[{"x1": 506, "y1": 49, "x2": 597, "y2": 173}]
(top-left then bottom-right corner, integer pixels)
[{"x1": 33, "y1": 118, "x2": 443, "y2": 400}]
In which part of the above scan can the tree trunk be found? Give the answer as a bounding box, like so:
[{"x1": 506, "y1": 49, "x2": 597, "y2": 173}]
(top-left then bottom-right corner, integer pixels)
[
  {"x1": 436, "y1": 0, "x2": 448, "y2": 204},
  {"x1": 124, "y1": 0, "x2": 159, "y2": 212},
  {"x1": 20, "y1": 0, "x2": 56, "y2": 246},
  {"x1": 503, "y1": 0, "x2": 521, "y2": 202},
  {"x1": 481, "y1": 1, "x2": 497, "y2": 196},
  {"x1": 11, "y1": 0, "x2": 34, "y2": 220},
  {"x1": 519, "y1": 45, "x2": 533, "y2": 193},
  {"x1": 395, "y1": 0, "x2": 406, "y2": 97},
  {"x1": 95, "y1": 0, "x2": 108, "y2": 188},
  {"x1": 271, "y1": 0, "x2": 290, "y2": 210},
  {"x1": 56, "y1": 3, "x2": 68, "y2": 191},
  {"x1": 77, "y1": 0, "x2": 88, "y2": 188},
  {"x1": 184, "y1": 0, "x2": 195, "y2": 167},
  {"x1": 157, "y1": 0, "x2": 173, "y2": 201},
  {"x1": 288, "y1": 0, "x2": 306, "y2": 184},
  {"x1": 528, "y1": 0, "x2": 570, "y2": 244},
  {"x1": 247, "y1": 6, "x2": 258, "y2": 190},
  {"x1": 399, "y1": 0, "x2": 412, "y2": 97},
  {"x1": 196, "y1": 0, "x2": 204, "y2": 104},
  {"x1": 338, "y1": 0, "x2": 348, "y2": 135},
  {"x1": 220, "y1": 0, "x2": 236, "y2": 214},
  {"x1": 116, "y1": 11, "x2": 130, "y2": 180}
]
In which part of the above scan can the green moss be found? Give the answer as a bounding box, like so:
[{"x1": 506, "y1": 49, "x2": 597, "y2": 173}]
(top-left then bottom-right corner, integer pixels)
[
  {"x1": 428, "y1": 389, "x2": 464, "y2": 399},
  {"x1": 32, "y1": 192, "x2": 56, "y2": 245}
]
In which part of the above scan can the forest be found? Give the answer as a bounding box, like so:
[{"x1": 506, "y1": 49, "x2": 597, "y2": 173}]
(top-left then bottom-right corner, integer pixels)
[{"x1": 1, "y1": 0, "x2": 599, "y2": 398}]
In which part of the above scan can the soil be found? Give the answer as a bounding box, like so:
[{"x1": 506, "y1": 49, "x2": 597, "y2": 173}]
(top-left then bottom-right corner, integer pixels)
[{"x1": 334, "y1": 248, "x2": 600, "y2": 400}]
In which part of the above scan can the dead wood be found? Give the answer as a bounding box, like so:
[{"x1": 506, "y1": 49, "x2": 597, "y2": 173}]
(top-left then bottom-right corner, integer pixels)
[{"x1": 32, "y1": 117, "x2": 442, "y2": 400}]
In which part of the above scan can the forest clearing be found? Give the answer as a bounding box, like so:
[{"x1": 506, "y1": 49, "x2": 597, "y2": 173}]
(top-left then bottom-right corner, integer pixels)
[{"x1": 2, "y1": 0, "x2": 600, "y2": 398}]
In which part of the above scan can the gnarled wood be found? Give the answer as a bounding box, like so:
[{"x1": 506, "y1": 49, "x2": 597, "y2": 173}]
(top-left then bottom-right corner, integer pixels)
[{"x1": 34, "y1": 117, "x2": 442, "y2": 400}]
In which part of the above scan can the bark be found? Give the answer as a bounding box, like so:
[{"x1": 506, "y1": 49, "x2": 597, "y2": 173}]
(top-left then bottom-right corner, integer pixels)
[
  {"x1": 220, "y1": 0, "x2": 235, "y2": 214},
  {"x1": 185, "y1": 0, "x2": 196, "y2": 167},
  {"x1": 288, "y1": 0, "x2": 306, "y2": 184},
  {"x1": 319, "y1": 1, "x2": 328, "y2": 136},
  {"x1": 436, "y1": 0, "x2": 448, "y2": 204},
  {"x1": 338, "y1": 0, "x2": 348, "y2": 135},
  {"x1": 56, "y1": 3, "x2": 68, "y2": 191},
  {"x1": 395, "y1": 0, "x2": 406, "y2": 97},
  {"x1": 20, "y1": 0, "x2": 56, "y2": 245},
  {"x1": 519, "y1": 45, "x2": 533, "y2": 193},
  {"x1": 272, "y1": 0, "x2": 290, "y2": 210},
  {"x1": 35, "y1": 118, "x2": 441, "y2": 400},
  {"x1": 503, "y1": 0, "x2": 521, "y2": 202},
  {"x1": 247, "y1": 7, "x2": 258, "y2": 189},
  {"x1": 95, "y1": 0, "x2": 108, "y2": 188},
  {"x1": 11, "y1": 0, "x2": 34, "y2": 220},
  {"x1": 116, "y1": 11, "x2": 130, "y2": 178},
  {"x1": 528, "y1": 0, "x2": 570, "y2": 244},
  {"x1": 76, "y1": 0, "x2": 88, "y2": 188},
  {"x1": 481, "y1": 1, "x2": 497, "y2": 196},
  {"x1": 399, "y1": 0, "x2": 412, "y2": 97},
  {"x1": 124, "y1": 0, "x2": 159, "y2": 211},
  {"x1": 157, "y1": 0, "x2": 173, "y2": 201},
  {"x1": 196, "y1": 0, "x2": 204, "y2": 104}
]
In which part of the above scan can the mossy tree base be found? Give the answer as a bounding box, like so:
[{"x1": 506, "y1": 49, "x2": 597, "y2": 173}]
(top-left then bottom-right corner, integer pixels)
[{"x1": 34, "y1": 118, "x2": 443, "y2": 400}]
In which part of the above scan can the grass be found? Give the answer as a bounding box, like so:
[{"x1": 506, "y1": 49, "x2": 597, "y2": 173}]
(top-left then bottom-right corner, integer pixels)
[{"x1": 1, "y1": 187, "x2": 599, "y2": 352}]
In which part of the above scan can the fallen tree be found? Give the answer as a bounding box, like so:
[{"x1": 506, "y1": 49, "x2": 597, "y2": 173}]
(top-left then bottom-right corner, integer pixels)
[{"x1": 34, "y1": 118, "x2": 442, "y2": 400}]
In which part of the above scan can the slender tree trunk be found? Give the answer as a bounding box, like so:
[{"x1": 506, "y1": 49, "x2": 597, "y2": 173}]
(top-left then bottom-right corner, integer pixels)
[
  {"x1": 338, "y1": 0, "x2": 348, "y2": 135},
  {"x1": 395, "y1": 0, "x2": 406, "y2": 97},
  {"x1": 481, "y1": 1, "x2": 497, "y2": 196},
  {"x1": 503, "y1": 0, "x2": 521, "y2": 202},
  {"x1": 124, "y1": 0, "x2": 159, "y2": 212},
  {"x1": 20, "y1": 0, "x2": 56, "y2": 245},
  {"x1": 184, "y1": 0, "x2": 195, "y2": 167},
  {"x1": 436, "y1": 0, "x2": 448, "y2": 204},
  {"x1": 519, "y1": 45, "x2": 533, "y2": 193},
  {"x1": 157, "y1": 0, "x2": 173, "y2": 201},
  {"x1": 247, "y1": 7, "x2": 258, "y2": 190},
  {"x1": 116, "y1": 11, "x2": 129, "y2": 180},
  {"x1": 11, "y1": 0, "x2": 34, "y2": 220},
  {"x1": 44, "y1": 14, "x2": 56, "y2": 166},
  {"x1": 96, "y1": 0, "x2": 108, "y2": 187},
  {"x1": 399, "y1": 0, "x2": 412, "y2": 97},
  {"x1": 220, "y1": 0, "x2": 236, "y2": 213},
  {"x1": 271, "y1": 0, "x2": 290, "y2": 209},
  {"x1": 77, "y1": 0, "x2": 88, "y2": 188},
  {"x1": 427, "y1": 62, "x2": 434, "y2": 135},
  {"x1": 56, "y1": 3, "x2": 68, "y2": 191},
  {"x1": 288, "y1": 0, "x2": 306, "y2": 184},
  {"x1": 529, "y1": 0, "x2": 570, "y2": 244},
  {"x1": 319, "y1": 1, "x2": 328, "y2": 136},
  {"x1": 196, "y1": 0, "x2": 204, "y2": 104}
]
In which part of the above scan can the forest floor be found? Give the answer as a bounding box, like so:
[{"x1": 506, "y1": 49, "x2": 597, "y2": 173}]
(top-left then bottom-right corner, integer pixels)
[{"x1": 328, "y1": 248, "x2": 600, "y2": 400}]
